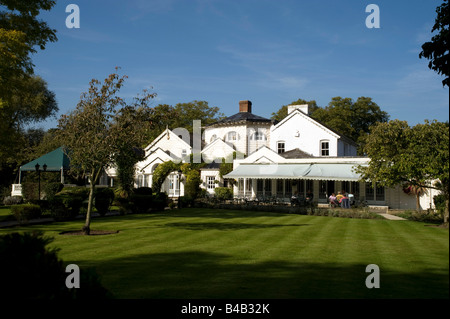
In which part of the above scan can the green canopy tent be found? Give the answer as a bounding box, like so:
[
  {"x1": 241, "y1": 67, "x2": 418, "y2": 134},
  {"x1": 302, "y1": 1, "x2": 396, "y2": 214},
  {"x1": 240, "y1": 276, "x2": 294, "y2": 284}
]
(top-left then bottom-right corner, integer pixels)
[{"x1": 19, "y1": 147, "x2": 70, "y2": 183}]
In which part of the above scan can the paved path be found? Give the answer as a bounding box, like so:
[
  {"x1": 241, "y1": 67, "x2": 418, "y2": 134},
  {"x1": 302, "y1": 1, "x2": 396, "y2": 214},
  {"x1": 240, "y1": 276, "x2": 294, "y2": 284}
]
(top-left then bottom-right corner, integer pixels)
[{"x1": 377, "y1": 213, "x2": 407, "y2": 221}]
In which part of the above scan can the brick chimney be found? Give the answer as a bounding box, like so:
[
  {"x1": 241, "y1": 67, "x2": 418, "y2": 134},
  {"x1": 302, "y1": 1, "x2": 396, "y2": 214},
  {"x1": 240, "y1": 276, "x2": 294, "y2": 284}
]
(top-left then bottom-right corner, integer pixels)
[{"x1": 239, "y1": 100, "x2": 252, "y2": 113}]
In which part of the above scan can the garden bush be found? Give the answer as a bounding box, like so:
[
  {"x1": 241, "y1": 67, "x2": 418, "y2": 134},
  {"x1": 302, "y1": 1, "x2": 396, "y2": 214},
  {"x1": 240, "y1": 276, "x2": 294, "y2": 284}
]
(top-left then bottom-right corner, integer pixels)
[
  {"x1": 0, "y1": 231, "x2": 111, "y2": 299},
  {"x1": 94, "y1": 188, "x2": 115, "y2": 216},
  {"x1": 11, "y1": 204, "x2": 42, "y2": 222},
  {"x1": 49, "y1": 194, "x2": 84, "y2": 221},
  {"x1": 152, "y1": 192, "x2": 168, "y2": 211},
  {"x1": 44, "y1": 182, "x2": 64, "y2": 201},
  {"x1": 129, "y1": 187, "x2": 153, "y2": 214},
  {"x1": 3, "y1": 195, "x2": 23, "y2": 205},
  {"x1": 214, "y1": 187, "x2": 233, "y2": 201}
]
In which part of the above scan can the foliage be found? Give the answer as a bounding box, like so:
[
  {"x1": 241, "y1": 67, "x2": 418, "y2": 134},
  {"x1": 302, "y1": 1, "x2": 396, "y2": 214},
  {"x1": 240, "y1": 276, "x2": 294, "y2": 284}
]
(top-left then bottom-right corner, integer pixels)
[
  {"x1": 270, "y1": 96, "x2": 389, "y2": 154},
  {"x1": 270, "y1": 98, "x2": 319, "y2": 121},
  {"x1": 2, "y1": 195, "x2": 23, "y2": 205},
  {"x1": 356, "y1": 119, "x2": 449, "y2": 222},
  {"x1": 49, "y1": 189, "x2": 86, "y2": 221},
  {"x1": 94, "y1": 188, "x2": 115, "y2": 217},
  {"x1": 57, "y1": 69, "x2": 156, "y2": 234},
  {"x1": 434, "y1": 194, "x2": 447, "y2": 215},
  {"x1": 129, "y1": 187, "x2": 153, "y2": 214},
  {"x1": 214, "y1": 187, "x2": 233, "y2": 201},
  {"x1": 145, "y1": 101, "x2": 225, "y2": 141},
  {"x1": 44, "y1": 182, "x2": 64, "y2": 201},
  {"x1": 151, "y1": 161, "x2": 181, "y2": 192},
  {"x1": 0, "y1": 231, "x2": 110, "y2": 299},
  {"x1": 152, "y1": 192, "x2": 168, "y2": 211},
  {"x1": 419, "y1": 0, "x2": 449, "y2": 87},
  {"x1": 10, "y1": 203, "x2": 41, "y2": 222},
  {"x1": 0, "y1": 1, "x2": 58, "y2": 184},
  {"x1": 311, "y1": 96, "x2": 389, "y2": 153}
]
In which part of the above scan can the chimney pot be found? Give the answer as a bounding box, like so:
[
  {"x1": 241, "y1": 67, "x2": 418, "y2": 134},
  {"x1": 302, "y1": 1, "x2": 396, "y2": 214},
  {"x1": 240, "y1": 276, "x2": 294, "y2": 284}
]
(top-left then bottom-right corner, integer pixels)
[{"x1": 239, "y1": 100, "x2": 252, "y2": 113}]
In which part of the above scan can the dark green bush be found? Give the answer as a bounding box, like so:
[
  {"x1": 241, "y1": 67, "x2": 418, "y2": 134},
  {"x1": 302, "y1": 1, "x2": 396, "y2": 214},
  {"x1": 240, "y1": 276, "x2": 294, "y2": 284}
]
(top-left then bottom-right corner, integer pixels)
[
  {"x1": 434, "y1": 194, "x2": 446, "y2": 215},
  {"x1": 95, "y1": 188, "x2": 115, "y2": 216},
  {"x1": 133, "y1": 187, "x2": 152, "y2": 196},
  {"x1": 49, "y1": 194, "x2": 83, "y2": 221},
  {"x1": 0, "y1": 231, "x2": 111, "y2": 299},
  {"x1": 152, "y1": 192, "x2": 168, "y2": 211},
  {"x1": 10, "y1": 204, "x2": 42, "y2": 222},
  {"x1": 129, "y1": 188, "x2": 153, "y2": 214},
  {"x1": 44, "y1": 182, "x2": 64, "y2": 201}
]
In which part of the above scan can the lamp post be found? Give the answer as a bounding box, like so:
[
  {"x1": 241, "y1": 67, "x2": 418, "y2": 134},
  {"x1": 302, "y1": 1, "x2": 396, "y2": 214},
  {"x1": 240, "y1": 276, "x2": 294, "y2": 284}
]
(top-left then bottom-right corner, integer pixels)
[
  {"x1": 35, "y1": 163, "x2": 47, "y2": 200},
  {"x1": 178, "y1": 169, "x2": 182, "y2": 209}
]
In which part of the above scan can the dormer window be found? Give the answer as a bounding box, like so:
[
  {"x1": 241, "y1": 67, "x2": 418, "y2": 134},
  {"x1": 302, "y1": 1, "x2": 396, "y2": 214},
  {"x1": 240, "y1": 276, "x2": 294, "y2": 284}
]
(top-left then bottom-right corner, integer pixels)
[
  {"x1": 277, "y1": 141, "x2": 285, "y2": 154},
  {"x1": 321, "y1": 140, "x2": 330, "y2": 156}
]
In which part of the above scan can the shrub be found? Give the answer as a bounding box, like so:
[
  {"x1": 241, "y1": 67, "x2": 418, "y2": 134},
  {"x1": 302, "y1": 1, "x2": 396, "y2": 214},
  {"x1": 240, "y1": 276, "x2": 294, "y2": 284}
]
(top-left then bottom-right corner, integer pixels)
[
  {"x1": 3, "y1": 195, "x2": 23, "y2": 205},
  {"x1": 94, "y1": 188, "x2": 115, "y2": 216},
  {"x1": 214, "y1": 187, "x2": 233, "y2": 201},
  {"x1": 11, "y1": 204, "x2": 42, "y2": 223},
  {"x1": 133, "y1": 187, "x2": 152, "y2": 196},
  {"x1": 44, "y1": 182, "x2": 64, "y2": 201},
  {"x1": 152, "y1": 192, "x2": 168, "y2": 211},
  {"x1": 434, "y1": 194, "x2": 446, "y2": 215},
  {"x1": 49, "y1": 194, "x2": 84, "y2": 221},
  {"x1": 0, "y1": 231, "x2": 111, "y2": 299}
]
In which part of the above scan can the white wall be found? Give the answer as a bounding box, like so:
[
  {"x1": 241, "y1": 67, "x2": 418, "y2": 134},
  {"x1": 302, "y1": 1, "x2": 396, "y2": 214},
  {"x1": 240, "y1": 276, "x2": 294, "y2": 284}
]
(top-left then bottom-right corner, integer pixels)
[{"x1": 270, "y1": 112, "x2": 339, "y2": 156}]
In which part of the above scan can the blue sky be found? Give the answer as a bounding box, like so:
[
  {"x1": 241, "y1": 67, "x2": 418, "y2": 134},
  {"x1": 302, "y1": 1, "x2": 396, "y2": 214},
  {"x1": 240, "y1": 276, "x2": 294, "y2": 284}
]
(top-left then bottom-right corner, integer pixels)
[{"x1": 33, "y1": 0, "x2": 449, "y2": 130}]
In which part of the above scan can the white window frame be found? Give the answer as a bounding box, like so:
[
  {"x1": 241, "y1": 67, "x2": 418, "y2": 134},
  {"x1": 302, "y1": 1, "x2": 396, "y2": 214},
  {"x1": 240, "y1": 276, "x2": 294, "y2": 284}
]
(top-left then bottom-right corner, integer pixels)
[
  {"x1": 226, "y1": 131, "x2": 238, "y2": 141},
  {"x1": 206, "y1": 176, "x2": 216, "y2": 190},
  {"x1": 321, "y1": 140, "x2": 330, "y2": 156},
  {"x1": 277, "y1": 141, "x2": 285, "y2": 154}
]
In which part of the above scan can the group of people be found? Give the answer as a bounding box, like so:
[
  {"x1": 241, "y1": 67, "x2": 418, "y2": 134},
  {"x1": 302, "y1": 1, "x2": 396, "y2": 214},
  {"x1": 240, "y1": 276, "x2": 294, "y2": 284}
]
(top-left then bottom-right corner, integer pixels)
[{"x1": 328, "y1": 191, "x2": 353, "y2": 209}]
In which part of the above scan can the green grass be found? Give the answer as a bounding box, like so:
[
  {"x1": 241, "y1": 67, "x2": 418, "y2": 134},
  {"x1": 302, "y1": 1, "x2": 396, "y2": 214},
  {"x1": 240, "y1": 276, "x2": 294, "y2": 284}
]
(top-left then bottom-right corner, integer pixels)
[
  {"x1": 0, "y1": 206, "x2": 13, "y2": 222},
  {"x1": 0, "y1": 208, "x2": 448, "y2": 299}
]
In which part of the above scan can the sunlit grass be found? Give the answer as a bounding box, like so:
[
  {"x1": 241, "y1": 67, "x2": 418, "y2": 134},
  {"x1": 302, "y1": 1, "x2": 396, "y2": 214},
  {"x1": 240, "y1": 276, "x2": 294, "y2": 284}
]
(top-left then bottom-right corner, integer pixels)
[{"x1": 1, "y1": 208, "x2": 448, "y2": 299}]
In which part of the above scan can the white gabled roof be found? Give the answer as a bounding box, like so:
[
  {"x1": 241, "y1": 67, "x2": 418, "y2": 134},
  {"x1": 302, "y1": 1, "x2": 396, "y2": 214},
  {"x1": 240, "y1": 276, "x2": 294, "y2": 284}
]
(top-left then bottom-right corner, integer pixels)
[
  {"x1": 201, "y1": 137, "x2": 235, "y2": 154},
  {"x1": 271, "y1": 108, "x2": 341, "y2": 139},
  {"x1": 144, "y1": 127, "x2": 192, "y2": 153}
]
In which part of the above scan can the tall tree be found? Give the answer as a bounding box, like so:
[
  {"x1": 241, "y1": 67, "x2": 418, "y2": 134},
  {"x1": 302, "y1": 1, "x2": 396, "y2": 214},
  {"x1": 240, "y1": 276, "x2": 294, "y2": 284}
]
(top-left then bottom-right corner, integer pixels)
[
  {"x1": 356, "y1": 119, "x2": 449, "y2": 222},
  {"x1": 311, "y1": 96, "x2": 389, "y2": 153},
  {"x1": 419, "y1": 0, "x2": 449, "y2": 87},
  {"x1": 270, "y1": 98, "x2": 319, "y2": 122},
  {"x1": 57, "y1": 70, "x2": 156, "y2": 234},
  {"x1": 0, "y1": 0, "x2": 58, "y2": 185},
  {"x1": 173, "y1": 100, "x2": 224, "y2": 132}
]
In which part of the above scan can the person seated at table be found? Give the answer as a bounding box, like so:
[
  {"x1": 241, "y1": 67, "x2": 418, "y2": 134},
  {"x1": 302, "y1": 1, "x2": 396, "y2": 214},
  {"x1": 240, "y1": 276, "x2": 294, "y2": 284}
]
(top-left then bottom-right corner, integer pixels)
[
  {"x1": 291, "y1": 191, "x2": 299, "y2": 206},
  {"x1": 336, "y1": 191, "x2": 344, "y2": 203},
  {"x1": 340, "y1": 192, "x2": 350, "y2": 209},
  {"x1": 305, "y1": 190, "x2": 314, "y2": 204},
  {"x1": 328, "y1": 193, "x2": 338, "y2": 207}
]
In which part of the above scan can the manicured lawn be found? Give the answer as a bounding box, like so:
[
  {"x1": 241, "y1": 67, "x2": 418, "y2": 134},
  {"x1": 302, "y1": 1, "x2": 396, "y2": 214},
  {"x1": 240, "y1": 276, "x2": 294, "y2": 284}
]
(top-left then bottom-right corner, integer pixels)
[
  {"x1": 1, "y1": 208, "x2": 448, "y2": 299},
  {"x1": 0, "y1": 206, "x2": 13, "y2": 222}
]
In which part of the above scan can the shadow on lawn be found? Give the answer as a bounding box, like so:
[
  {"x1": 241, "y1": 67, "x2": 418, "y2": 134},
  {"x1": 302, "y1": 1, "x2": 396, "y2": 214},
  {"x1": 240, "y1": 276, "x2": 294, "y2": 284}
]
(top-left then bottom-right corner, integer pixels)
[{"x1": 89, "y1": 250, "x2": 449, "y2": 299}]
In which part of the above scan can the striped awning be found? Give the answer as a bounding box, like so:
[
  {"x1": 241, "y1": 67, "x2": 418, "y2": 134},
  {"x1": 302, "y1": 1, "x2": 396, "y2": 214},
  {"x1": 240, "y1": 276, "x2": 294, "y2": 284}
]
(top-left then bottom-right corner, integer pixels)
[{"x1": 223, "y1": 163, "x2": 362, "y2": 181}]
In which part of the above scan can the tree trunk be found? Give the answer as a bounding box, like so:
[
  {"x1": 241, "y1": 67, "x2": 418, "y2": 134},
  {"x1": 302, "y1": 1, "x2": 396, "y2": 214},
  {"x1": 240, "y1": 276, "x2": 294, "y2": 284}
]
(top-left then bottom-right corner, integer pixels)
[
  {"x1": 82, "y1": 167, "x2": 102, "y2": 235},
  {"x1": 416, "y1": 194, "x2": 421, "y2": 213},
  {"x1": 83, "y1": 179, "x2": 95, "y2": 235}
]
